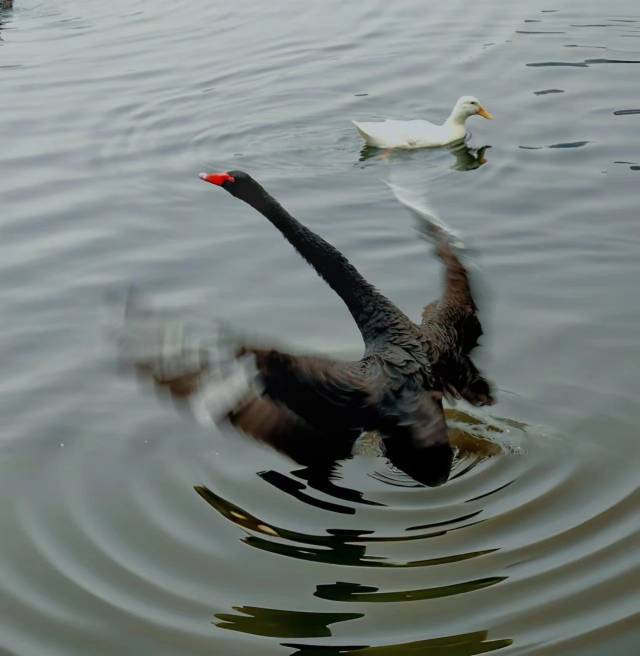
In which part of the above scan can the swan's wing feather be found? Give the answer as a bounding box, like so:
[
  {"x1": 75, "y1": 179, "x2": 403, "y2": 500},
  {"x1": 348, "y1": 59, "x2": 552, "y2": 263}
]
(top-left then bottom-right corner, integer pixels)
[
  {"x1": 240, "y1": 347, "x2": 374, "y2": 427},
  {"x1": 114, "y1": 295, "x2": 371, "y2": 462},
  {"x1": 386, "y1": 182, "x2": 494, "y2": 406},
  {"x1": 386, "y1": 180, "x2": 475, "y2": 336}
]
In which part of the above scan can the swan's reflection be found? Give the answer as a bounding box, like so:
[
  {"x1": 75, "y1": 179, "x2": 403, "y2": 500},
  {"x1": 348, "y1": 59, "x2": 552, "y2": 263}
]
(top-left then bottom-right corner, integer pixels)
[
  {"x1": 194, "y1": 483, "x2": 497, "y2": 568},
  {"x1": 215, "y1": 605, "x2": 363, "y2": 638},
  {"x1": 283, "y1": 630, "x2": 512, "y2": 655}
]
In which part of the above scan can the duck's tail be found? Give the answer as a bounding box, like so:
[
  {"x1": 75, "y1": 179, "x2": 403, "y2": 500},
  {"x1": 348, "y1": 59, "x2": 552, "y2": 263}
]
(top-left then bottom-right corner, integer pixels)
[{"x1": 352, "y1": 120, "x2": 375, "y2": 145}]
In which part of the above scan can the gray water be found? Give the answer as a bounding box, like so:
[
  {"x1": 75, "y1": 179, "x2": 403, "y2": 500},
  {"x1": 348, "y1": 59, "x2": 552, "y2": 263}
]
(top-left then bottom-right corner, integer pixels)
[{"x1": 1, "y1": 1, "x2": 639, "y2": 654}]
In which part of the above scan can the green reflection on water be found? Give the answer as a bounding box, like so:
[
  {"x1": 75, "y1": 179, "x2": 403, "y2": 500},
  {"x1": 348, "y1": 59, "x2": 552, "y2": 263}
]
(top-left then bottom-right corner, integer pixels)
[{"x1": 214, "y1": 605, "x2": 363, "y2": 638}]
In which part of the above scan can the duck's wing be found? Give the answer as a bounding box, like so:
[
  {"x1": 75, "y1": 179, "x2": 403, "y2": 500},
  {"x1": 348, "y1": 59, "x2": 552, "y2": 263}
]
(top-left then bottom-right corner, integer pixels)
[
  {"x1": 115, "y1": 297, "x2": 374, "y2": 464},
  {"x1": 382, "y1": 391, "x2": 453, "y2": 487},
  {"x1": 353, "y1": 119, "x2": 441, "y2": 148}
]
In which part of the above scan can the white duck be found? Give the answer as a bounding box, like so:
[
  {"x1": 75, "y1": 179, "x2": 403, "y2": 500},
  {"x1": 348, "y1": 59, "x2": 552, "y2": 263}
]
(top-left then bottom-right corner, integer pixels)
[{"x1": 352, "y1": 96, "x2": 493, "y2": 149}]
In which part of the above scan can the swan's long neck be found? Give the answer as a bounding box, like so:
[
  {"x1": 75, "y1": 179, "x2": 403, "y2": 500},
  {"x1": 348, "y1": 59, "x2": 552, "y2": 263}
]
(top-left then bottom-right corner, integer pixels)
[{"x1": 234, "y1": 181, "x2": 410, "y2": 344}]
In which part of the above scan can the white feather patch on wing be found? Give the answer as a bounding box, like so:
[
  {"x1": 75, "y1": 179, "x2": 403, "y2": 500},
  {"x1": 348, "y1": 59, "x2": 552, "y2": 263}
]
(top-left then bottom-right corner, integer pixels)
[
  {"x1": 189, "y1": 353, "x2": 261, "y2": 427},
  {"x1": 111, "y1": 290, "x2": 262, "y2": 429}
]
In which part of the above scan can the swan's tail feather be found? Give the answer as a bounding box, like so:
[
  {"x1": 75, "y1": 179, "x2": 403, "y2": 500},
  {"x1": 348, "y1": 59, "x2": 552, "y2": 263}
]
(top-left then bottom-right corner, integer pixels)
[{"x1": 112, "y1": 290, "x2": 261, "y2": 428}]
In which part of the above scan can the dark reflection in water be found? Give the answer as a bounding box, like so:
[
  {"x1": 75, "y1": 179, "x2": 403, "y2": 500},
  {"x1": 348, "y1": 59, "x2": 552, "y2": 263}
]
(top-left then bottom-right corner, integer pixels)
[
  {"x1": 259, "y1": 468, "x2": 384, "y2": 514},
  {"x1": 449, "y1": 144, "x2": 491, "y2": 171},
  {"x1": 549, "y1": 141, "x2": 589, "y2": 148},
  {"x1": 314, "y1": 577, "x2": 507, "y2": 602},
  {"x1": 283, "y1": 630, "x2": 513, "y2": 655},
  {"x1": 358, "y1": 142, "x2": 490, "y2": 172},
  {"x1": 243, "y1": 534, "x2": 496, "y2": 569},
  {"x1": 527, "y1": 61, "x2": 589, "y2": 67},
  {"x1": 293, "y1": 465, "x2": 386, "y2": 507},
  {"x1": 195, "y1": 484, "x2": 497, "y2": 568},
  {"x1": 614, "y1": 160, "x2": 640, "y2": 170},
  {"x1": 527, "y1": 57, "x2": 640, "y2": 66},
  {"x1": 519, "y1": 141, "x2": 588, "y2": 150},
  {"x1": 215, "y1": 606, "x2": 363, "y2": 638},
  {"x1": 258, "y1": 469, "x2": 358, "y2": 515}
]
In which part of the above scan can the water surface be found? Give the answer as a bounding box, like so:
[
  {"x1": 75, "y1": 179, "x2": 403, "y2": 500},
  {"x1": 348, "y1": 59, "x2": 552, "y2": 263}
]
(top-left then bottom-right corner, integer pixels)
[{"x1": 1, "y1": 1, "x2": 639, "y2": 654}]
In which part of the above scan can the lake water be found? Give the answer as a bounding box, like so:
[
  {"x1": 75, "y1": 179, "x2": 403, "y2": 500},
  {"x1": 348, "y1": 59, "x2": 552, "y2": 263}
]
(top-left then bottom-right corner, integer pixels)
[{"x1": 1, "y1": 1, "x2": 639, "y2": 654}]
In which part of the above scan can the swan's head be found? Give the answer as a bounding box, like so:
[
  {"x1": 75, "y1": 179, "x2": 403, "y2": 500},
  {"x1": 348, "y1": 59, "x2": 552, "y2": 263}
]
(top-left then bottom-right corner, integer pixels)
[
  {"x1": 199, "y1": 170, "x2": 258, "y2": 196},
  {"x1": 200, "y1": 170, "x2": 277, "y2": 209},
  {"x1": 199, "y1": 171, "x2": 238, "y2": 187},
  {"x1": 450, "y1": 96, "x2": 493, "y2": 123}
]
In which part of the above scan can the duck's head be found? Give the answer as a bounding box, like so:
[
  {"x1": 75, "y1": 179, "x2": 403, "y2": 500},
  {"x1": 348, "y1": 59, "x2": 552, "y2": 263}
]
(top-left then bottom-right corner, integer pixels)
[{"x1": 449, "y1": 96, "x2": 493, "y2": 124}]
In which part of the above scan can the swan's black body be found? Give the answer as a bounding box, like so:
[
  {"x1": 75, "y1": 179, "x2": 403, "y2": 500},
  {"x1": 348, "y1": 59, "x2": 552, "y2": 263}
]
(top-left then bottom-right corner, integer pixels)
[{"x1": 132, "y1": 171, "x2": 494, "y2": 486}]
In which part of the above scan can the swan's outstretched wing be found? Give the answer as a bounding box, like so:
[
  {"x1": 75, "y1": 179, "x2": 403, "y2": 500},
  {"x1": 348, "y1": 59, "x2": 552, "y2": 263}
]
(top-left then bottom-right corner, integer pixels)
[
  {"x1": 386, "y1": 180, "x2": 463, "y2": 249},
  {"x1": 388, "y1": 181, "x2": 493, "y2": 406},
  {"x1": 421, "y1": 239, "x2": 494, "y2": 406},
  {"x1": 388, "y1": 180, "x2": 480, "y2": 348},
  {"x1": 115, "y1": 296, "x2": 372, "y2": 464}
]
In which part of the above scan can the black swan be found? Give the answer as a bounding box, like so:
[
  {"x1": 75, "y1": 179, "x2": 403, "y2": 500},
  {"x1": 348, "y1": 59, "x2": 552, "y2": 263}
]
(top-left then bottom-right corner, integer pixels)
[{"x1": 124, "y1": 170, "x2": 494, "y2": 486}]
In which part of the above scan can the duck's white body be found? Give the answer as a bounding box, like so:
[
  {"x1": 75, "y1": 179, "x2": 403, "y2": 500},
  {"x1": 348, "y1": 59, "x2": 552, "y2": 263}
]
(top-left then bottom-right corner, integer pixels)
[
  {"x1": 353, "y1": 118, "x2": 467, "y2": 149},
  {"x1": 353, "y1": 96, "x2": 493, "y2": 149}
]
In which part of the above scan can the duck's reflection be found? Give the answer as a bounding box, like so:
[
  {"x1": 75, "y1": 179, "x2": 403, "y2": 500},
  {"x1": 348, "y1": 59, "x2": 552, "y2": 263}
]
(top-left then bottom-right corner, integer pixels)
[
  {"x1": 358, "y1": 140, "x2": 491, "y2": 171},
  {"x1": 450, "y1": 142, "x2": 491, "y2": 171}
]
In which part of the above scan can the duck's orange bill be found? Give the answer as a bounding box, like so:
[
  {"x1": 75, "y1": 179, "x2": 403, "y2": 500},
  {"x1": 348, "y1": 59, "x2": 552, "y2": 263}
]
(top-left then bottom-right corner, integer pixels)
[
  {"x1": 477, "y1": 106, "x2": 494, "y2": 120},
  {"x1": 199, "y1": 172, "x2": 235, "y2": 185}
]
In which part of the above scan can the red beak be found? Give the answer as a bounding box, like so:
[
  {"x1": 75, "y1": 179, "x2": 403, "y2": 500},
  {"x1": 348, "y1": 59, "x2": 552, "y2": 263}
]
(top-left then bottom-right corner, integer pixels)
[{"x1": 199, "y1": 172, "x2": 235, "y2": 186}]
